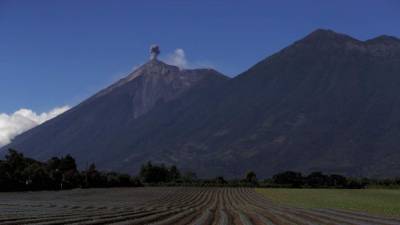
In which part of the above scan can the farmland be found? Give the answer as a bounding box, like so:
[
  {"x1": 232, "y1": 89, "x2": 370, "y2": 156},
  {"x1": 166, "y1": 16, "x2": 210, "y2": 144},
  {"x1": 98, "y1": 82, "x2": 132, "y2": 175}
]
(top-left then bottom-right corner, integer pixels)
[
  {"x1": 257, "y1": 188, "x2": 400, "y2": 218},
  {"x1": 0, "y1": 187, "x2": 399, "y2": 225}
]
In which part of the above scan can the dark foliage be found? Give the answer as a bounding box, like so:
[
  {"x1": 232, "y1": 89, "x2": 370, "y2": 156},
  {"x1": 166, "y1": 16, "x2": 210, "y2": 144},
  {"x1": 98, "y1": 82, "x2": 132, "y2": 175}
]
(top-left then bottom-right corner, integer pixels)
[
  {"x1": 264, "y1": 171, "x2": 375, "y2": 189},
  {"x1": 1, "y1": 150, "x2": 399, "y2": 191},
  {"x1": 245, "y1": 171, "x2": 258, "y2": 185},
  {"x1": 0, "y1": 149, "x2": 142, "y2": 192},
  {"x1": 139, "y1": 161, "x2": 182, "y2": 184},
  {"x1": 272, "y1": 171, "x2": 304, "y2": 188}
]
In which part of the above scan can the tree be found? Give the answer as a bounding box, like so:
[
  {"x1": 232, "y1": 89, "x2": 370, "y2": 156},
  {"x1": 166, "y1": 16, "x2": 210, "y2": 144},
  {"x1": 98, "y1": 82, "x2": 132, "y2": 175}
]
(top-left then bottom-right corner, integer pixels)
[
  {"x1": 0, "y1": 149, "x2": 142, "y2": 191},
  {"x1": 0, "y1": 160, "x2": 13, "y2": 191},
  {"x1": 5, "y1": 149, "x2": 27, "y2": 174},
  {"x1": 272, "y1": 171, "x2": 304, "y2": 188},
  {"x1": 215, "y1": 176, "x2": 227, "y2": 185},
  {"x1": 245, "y1": 171, "x2": 258, "y2": 186},
  {"x1": 83, "y1": 163, "x2": 103, "y2": 188},
  {"x1": 4, "y1": 149, "x2": 30, "y2": 190},
  {"x1": 117, "y1": 173, "x2": 132, "y2": 186},
  {"x1": 168, "y1": 165, "x2": 181, "y2": 182},
  {"x1": 139, "y1": 161, "x2": 170, "y2": 183},
  {"x1": 306, "y1": 172, "x2": 329, "y2": 188},
  {"x1": 182, "y1": 171, "x2": 197, "y2": 183},
  {"x1": 328, "y1": 174, "x2": 347, "y2": 187},
  {"x1": 59, "y1": 155, "x2": 77, "y2": 173},
  {"x1": 22, "y1": 163, "x2": 51, "y2": 190},
  {"x1": 46, "y1": 157, "x2": 63, "y2": 189}
]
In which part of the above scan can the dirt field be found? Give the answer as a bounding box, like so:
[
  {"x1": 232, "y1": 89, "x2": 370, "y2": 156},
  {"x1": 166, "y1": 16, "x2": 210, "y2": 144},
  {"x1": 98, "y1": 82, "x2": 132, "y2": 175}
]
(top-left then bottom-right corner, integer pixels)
[{"x1": 0, "y1": 187, "x2": 399, "y2": 225}]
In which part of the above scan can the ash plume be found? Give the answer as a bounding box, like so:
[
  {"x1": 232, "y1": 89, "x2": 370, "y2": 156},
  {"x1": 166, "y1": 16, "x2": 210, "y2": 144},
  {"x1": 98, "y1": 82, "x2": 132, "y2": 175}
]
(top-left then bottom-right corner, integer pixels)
[{"x1": 150, "y1": 45, "x2": 160, "y2": 60}]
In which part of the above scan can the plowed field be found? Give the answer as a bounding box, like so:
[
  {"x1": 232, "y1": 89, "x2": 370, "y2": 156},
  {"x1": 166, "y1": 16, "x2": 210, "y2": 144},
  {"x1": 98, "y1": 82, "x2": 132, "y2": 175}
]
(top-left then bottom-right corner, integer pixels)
[{"x1": 0, "y1": 187, "x2": 399, "y2": 225}]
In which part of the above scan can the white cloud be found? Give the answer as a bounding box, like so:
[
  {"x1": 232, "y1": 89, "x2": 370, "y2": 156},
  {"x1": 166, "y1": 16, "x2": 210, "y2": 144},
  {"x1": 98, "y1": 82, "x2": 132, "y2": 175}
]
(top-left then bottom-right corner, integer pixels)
[
  {"x1": 163, "y1": 48, "x2": 217, "y2": 71},
  {"x1": 0, "y1": 106, "x2": 70, "y2": 147},
  {"x1": 164, "y1": 48, "x2": 188, "y2": 69}
]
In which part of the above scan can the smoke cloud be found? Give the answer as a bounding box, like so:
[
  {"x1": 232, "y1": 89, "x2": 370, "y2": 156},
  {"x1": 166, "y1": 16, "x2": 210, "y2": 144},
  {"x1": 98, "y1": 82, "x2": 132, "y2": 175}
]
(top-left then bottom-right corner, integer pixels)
[
  {"x1": 0, "y1": 106, "x2": 70, "y2": 147},
  {"x1": 163, "y1": 48, "x2": 215, "y2": 70},
  {"x1": 164, "y1": 48, "x2": 188, "y2": 69},
  {"x1": 150, "y1": 44, "x2": 160, "y2": 60}
]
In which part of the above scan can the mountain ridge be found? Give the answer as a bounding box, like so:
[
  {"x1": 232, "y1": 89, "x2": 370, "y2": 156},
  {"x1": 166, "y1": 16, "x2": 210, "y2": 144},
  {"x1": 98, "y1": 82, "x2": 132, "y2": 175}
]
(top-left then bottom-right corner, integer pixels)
[
  {"x1": 3, "y1": 29, "x2": 400, "y2": 178},
  {"x1": 1, "y1": 59, "x2": 229, "y2": 164}
]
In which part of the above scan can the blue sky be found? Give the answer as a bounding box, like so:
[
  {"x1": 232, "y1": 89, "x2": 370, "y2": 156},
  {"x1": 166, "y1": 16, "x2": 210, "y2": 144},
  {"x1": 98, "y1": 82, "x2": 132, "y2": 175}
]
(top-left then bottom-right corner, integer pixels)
[{"x1": 1, "y1": 0, "x2": 400, "y2": 113}]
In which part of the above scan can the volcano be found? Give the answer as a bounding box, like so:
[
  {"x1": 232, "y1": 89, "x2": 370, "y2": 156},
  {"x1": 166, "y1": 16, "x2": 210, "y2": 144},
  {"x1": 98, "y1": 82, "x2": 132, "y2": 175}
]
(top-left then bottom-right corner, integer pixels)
[
  {"x1": 4, "y1": 29, "x2": 400, "y2": 178},
  {"x1": 2, "y1": 58, "x2": 229, "y2": 172}
]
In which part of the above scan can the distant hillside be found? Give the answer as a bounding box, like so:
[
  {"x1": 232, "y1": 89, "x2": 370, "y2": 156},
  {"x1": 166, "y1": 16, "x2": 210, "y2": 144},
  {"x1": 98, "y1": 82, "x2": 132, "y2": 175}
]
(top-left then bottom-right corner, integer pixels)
[
  {"x1": 4, "y1": 29, "x2": 400, "y2": 178},
  {"x1": 2, "y1": 60, "x2": 229, "y2": 171}
]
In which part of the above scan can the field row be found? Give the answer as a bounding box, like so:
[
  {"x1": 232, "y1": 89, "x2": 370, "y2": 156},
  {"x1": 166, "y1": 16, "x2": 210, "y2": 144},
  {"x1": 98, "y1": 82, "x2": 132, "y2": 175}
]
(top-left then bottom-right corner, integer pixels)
[{"x1": 0, "y1": 187, "x2": 399, "y2": 225}]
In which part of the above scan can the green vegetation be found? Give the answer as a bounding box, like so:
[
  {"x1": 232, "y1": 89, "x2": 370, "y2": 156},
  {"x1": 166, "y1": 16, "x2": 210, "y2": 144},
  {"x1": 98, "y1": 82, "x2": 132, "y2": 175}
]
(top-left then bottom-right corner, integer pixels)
[
  {"x1": 263, "y1": 171, "x2": 366, "y2": 188},
  {"x1": 0, "y1": 149, "x2": 142, "y2": 191},
  {"x1": 0, "y1": 149, "x2": 259, "y2": 191},
  {"x1": 139, "y1": 162, "x2": 258, "y2": 187},
  {"x1": 139, "y1": 162, "x2": 184, "y2": 184},
  {"x1": 2, "y1": 149, "x2": 400, "y2": 192},
  {"x1": 261, "y1": 170, "x2": 400, "y2": 189},
  {"x1": 257, "y1": 188, "x2": 400, "y2": 217}
]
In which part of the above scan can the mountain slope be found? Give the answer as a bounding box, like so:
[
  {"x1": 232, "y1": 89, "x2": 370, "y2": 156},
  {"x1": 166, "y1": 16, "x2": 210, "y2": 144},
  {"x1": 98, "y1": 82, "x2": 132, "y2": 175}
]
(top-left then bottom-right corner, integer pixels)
[
  {"x1": 101, "y1": 29, "x2": 400, "y2": 177},
  {"x1": 4, "y1": 29, "x2": 400, "y2": 178},
  {"x1": 2, "y1": 60, "x2": 229, "y2": 167}
]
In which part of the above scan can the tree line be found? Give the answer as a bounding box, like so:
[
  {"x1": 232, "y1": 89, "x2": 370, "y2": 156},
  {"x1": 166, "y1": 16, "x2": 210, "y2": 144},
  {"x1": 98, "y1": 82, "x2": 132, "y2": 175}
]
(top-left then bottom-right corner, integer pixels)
[
  {"x1": 1, "y1": 149, "x2": 399, "y2": 191},
  {"x1": 0, "y1": 149, "x2": 141, "y2": 191},
  {"x1": 262, "y1": 171, "x2": 400, "y2": 189},
  {"x1": 138, "y1": 161, "x2": 258, "y2": 187},
  {"x1": 137, "y1": 163, "x2": 400, "y2": 189},
  {"x1": 264, "y1": 171, "x2": 365, "y2": 189},
  {"x1": 0, "y1": 150, "x2": 258, "y2": 190}
]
